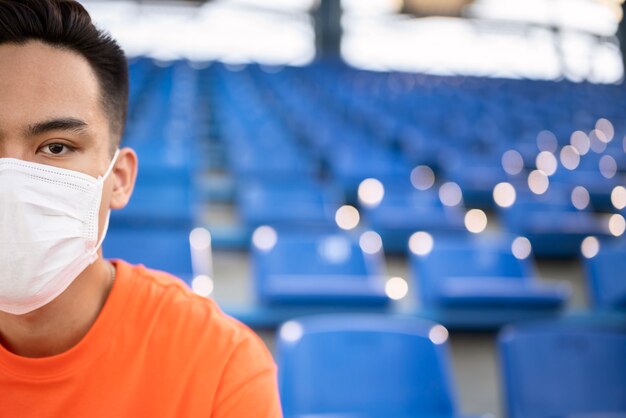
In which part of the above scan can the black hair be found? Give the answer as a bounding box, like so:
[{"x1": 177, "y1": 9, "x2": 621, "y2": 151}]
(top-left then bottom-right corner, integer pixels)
[{"x1": 0, "y1": 0, "x2": 129, "y2": 143}]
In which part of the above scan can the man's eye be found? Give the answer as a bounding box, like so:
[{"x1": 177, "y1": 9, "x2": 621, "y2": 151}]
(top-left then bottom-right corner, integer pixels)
[{"x1": 42, "y1": 143, "x2": 69, "y2": 155}]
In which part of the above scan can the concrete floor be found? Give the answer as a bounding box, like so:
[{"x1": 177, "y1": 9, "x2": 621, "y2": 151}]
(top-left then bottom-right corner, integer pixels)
[{"x1": 210, "y1": 247, "x2": 589, "y2": 418}]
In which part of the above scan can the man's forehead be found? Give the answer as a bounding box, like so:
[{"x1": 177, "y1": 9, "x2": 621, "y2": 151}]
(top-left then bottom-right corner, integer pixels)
[
  {"x1": 0, "y1": 41, "x2": 105, "y2": 133},
  {"x1": 0, "y1": 41, "x2": 96, "y2": 83}
]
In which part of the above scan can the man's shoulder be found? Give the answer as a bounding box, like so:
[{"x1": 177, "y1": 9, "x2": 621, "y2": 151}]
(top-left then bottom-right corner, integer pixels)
[
  {"x1": 83, "y1": 261, "x2": 280, "y2": 416},
  {"x1": 116, "y1": 259, "x2": 213, "y2": 315},
  {"x1": 113, "y1": 259, "x2": 267, "y2": 360}
]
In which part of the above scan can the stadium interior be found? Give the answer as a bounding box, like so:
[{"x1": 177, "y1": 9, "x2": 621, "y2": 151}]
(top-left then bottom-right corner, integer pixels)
[{"x1": 86, "y1": 1, "x2": 626, "y2": 416}]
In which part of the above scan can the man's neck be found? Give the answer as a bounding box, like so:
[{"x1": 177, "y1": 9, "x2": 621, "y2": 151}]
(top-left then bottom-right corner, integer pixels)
[{"x1": 0, "y1": 258, "x2": 115, "y2": 358}]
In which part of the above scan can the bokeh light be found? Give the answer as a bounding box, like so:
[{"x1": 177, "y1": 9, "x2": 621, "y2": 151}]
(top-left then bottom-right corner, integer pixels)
[
  {"x1": 252, "y1": 225, "x2": 278, "y2": 251},
  {"x1": 192, "y1": 275, "x2": 214, "y2": 297},
  {"x1": 537, "y1": 130, "x2": 558, "y2": 153},
  {"x1": 570, "y1": 131, "x2": 590, "y2": 155},
  {"x1": 318, "y1": 236, "x2": 352, "y2": 264},
  {"x1": 611, "y1": 185, "x2": 626, "y2": 210},
  {"x1": 536, "y1": 151, "x2": 558, "y2": 176},
  {"x1": 359, "y1": 231, "x2": 383, "y2": 254},
  {"x1": 385, "y1": 277, "x2": 408, "y2": 300},
  {"x1": 559, "y1": 145, "x2": 580, "y2": 170},
  {"x1": 409, "y1": 231, "x2": 434, "y2": 256},
  {"x1": 439, "y1": 182, "x2": 463, "y2": 207},
  {"x1": 280, "y1": 321, "x2": 304, "y2": 343},
  {"x1": 589, "y1": 129, "x2": 608, "y2": 153},
  {"x1": 493, "y1": 182, "x2": 516, "y2": 208},
  {"x1": 599, "y1": 155, "x2": 617, "y2": 179},
  {"x1": 581, "y1": 236, "x2": 600, "y2": 259},
  {"x1": 528, "y1": 170, "x2": 549, "y2": 195},
  {"x1": 501, "y1": 150, "x2": 524, "y2": 175},
  {"x1": 429, "y1": 325, "x2": 449, "y2": 345},
  {"x1": 511, "y1": 237, "x2": 532, "y2": 260},
  {"x1": 410, "y1": 165, "x2": 436, "y2": 190},
  {"x1": 608, "y1": 214, "x2": 626, "y2": 237},
  {"x1": 571, "y1": 186, "x2": 590, "y2": 210},
  {"x1": 595, "y1": 118, "x2": 615, "y2": 142},
  {"x1": 189, "y1": 227, "x2": 212, "y2": 250},
  {"x1": 464, "y1": 209, "x2": 488, "y2": 234},
  {"x1": 335, "y1": 205, "x2": 360, "y2": 230},
  {"x1": 358, "y1": 178, "x2": 385, "y2": 207}
]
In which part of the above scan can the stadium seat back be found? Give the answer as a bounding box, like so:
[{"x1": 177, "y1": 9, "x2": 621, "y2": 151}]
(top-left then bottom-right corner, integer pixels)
[
  {"x1": 258, "y1": 234, "x2": 372, "y2": 276},
  {"x1": 584, "y1": 244, "x2": 626, "y2": 310},
  {"x1": 278, "y1": 315, "x2": 458, "y2": 418},
  {"x1": 499, "y1": 322, "x2": 626, "y2": 418},
  {"x1": 104, "y1": 227, "x2": 193, "y2": 283},
  {"x1": 417, "y1": 246, "x2": 529, "y2": 283}
]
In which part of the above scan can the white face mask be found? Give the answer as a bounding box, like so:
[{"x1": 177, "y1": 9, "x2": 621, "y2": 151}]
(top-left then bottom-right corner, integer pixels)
[{"x1": 0, "y1": 150, "x2": 119, "y2": 315}]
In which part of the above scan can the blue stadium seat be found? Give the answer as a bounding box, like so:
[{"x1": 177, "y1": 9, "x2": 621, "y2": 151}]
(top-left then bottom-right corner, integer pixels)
[
  {"x1": 578, "y1": 149, "x2": 626, "y2": 173},
  {"x1": 364, "y1": 187, "x2": 466, "y2": 253},
  {"x1": 253, "y1": 231, "x2": 389, "y2": 306},
  {"x1": 132, "y1": 145, "x2": 198, "y2": 184},
  {"x1": 111, "y1": 183, "x2": 198, "y2": 228},
  {"x1": 103, "y1": 227, "x2": 194, "y2": 284},
  {"x1": 327, "y1": 146, "x2": 413, "y2": 202},
  {"x1": 122, "y1": 58, "x2": 626, "y2": 335},
  {"x1": 500, "y1": 188, "x2": 609, "y2": 257},
  {"x1": 584, "y1": 239, "x2": 626, "y2": 311},
  {"x1": 442, "y1": 153, "x2": 512, "y2": 209},
  {"x1": 277, "y1": 314, "x2": 462, "y2": 418},
  {"x1": 398, "y1": 127, "x2": 444, "y2": 169},
  {"x1": 499, "y1": 319, "x2": 626, "y2": 418},
  {"x1": 551, "y1": 169, "x2": 622, "y2": 212},
  {"x1": 409, "y1": 235, "x2": 570, "y2": 328},
  {"x1": 229, "y1": 145, "x2": 317, "y2": 180},
  {"x1": 236, "y1": 180, "x2": 343, "y2": 229}
]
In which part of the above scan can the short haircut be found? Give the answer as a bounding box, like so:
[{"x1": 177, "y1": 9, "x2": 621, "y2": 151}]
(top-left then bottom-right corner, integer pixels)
[{"x1": 0, "y1": 0, "x2": 129, "y2": 145}]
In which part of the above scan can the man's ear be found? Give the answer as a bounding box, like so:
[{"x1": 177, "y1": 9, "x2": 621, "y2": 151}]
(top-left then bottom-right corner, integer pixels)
[{"x1": 109, "y1": 147, "x2": 138, "y2": 210}]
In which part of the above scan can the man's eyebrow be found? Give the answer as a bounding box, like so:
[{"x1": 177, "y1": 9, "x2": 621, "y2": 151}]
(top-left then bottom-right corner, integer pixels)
[{"x1": 26, "y1": 118, "x2": 89, "y2": 137}]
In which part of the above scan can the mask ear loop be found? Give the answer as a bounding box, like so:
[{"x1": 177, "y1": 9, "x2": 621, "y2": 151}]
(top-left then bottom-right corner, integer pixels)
[
  {"x1": 87, "y1": 212, "x2": 112, "y2": 267},
  {"x1": 89, "y1": 149, "x2": 121, "y2": 263},
  {"x1": 100, "y1": 149, "x2": 120, "y2": 181}
]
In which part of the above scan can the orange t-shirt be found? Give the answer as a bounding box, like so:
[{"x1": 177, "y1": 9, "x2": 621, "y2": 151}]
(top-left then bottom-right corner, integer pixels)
[{"x1": 0, "y1": 260, "x2": 282, "y2": 417}]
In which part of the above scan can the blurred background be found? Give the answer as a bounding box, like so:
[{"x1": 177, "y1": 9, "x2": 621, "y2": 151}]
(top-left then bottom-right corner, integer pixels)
[
  {"x1": 85, "y1": 0, "x2": 624, "y2": 81},
  {"x1": 92, "y1": 1, "x2": 626, "y2": 417}
]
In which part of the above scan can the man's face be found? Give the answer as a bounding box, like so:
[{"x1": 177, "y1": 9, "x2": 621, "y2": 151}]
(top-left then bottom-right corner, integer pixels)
[{"x1": 0, "y1": 41, "x2": 118, "y2": 240}]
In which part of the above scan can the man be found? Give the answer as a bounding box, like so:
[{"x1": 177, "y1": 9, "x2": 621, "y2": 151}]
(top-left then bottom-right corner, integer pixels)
[{"x1": 0, "y1": 1, "x2": 282, "y2": 416}]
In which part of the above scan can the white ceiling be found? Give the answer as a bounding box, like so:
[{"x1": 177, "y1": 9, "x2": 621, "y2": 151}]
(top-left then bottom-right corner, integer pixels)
[{"x1": 83, "y1": 0, "x2": 624, "y2": 82}]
